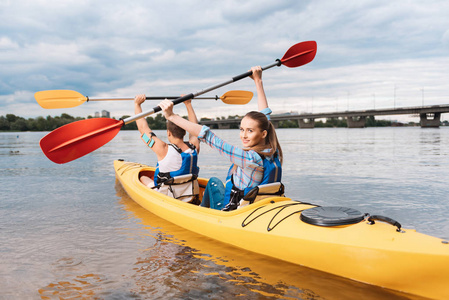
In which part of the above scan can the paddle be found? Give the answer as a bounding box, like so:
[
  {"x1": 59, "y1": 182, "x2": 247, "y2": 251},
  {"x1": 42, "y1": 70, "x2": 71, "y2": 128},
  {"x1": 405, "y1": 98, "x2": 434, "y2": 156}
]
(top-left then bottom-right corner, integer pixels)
[
  {"x1": 35, "y1": 90, "x2": 253, "y2": 109},
  {"x1": 40, "y1": 41, "x2": 317, "y2": 164}
]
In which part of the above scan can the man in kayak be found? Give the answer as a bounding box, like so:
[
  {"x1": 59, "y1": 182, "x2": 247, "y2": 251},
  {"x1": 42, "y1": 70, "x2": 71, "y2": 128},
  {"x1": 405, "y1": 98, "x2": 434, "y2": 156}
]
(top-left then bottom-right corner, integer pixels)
[
  {"x1": 159, "y1": 66, "x2": 283, "y2": 211},
  {"x1": 135, "y1": 96, "x2": 200, "y2": 202}
]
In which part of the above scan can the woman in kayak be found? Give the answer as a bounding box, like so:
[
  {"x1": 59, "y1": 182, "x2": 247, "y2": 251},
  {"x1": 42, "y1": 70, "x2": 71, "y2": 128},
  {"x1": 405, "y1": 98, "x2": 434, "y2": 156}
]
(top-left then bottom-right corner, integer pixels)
[
  {"x1": 135, "y1": 96, "x2": 200, "y2": 197},
  {"x1": 159, "y1": 66, "x2": 283, "y2": 211}
]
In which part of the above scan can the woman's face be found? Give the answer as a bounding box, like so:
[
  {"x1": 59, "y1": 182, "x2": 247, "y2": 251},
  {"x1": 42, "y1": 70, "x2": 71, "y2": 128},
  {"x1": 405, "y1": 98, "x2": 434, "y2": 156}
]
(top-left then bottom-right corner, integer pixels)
[{"x1": 240, "y1": 116, "x2": 267, "y2": 148}]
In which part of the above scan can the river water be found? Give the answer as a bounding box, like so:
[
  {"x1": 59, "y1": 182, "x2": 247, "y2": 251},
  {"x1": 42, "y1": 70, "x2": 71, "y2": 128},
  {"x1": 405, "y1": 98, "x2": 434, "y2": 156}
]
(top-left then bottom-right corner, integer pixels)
[{"x1": 1, "y1": 128, "x2": 448, "y2": 299}]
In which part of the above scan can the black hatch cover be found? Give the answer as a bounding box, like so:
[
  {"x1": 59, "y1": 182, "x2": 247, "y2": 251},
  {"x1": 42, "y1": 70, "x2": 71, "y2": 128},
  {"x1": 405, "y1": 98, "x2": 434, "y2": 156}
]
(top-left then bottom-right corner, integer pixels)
[{"x1": 300, "y1": 206, "x2": 365, "y2": 227}]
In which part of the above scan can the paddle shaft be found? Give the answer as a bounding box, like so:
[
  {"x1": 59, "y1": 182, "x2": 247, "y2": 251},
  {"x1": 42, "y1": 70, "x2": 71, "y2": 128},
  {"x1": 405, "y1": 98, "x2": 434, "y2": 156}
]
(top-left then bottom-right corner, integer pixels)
[
  {"x1": 86, "y1": 96, "x2": 223, "y2": 101},
  {"x1": 124, "y1": 60, "x2": 280, "y2": 125}
]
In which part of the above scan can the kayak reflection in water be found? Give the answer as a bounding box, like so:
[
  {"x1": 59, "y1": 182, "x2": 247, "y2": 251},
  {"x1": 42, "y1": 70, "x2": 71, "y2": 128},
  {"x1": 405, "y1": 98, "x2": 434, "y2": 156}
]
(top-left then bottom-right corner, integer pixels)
[{"x1": 159, "y1": 66, "x2": 283, "y2": 211}]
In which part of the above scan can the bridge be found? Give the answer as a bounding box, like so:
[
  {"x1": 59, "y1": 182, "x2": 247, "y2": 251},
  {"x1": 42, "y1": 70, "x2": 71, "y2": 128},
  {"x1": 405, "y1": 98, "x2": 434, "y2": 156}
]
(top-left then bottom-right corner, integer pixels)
[{"x1": 199, "y1": 104, "x2": 449, "y2": 129}]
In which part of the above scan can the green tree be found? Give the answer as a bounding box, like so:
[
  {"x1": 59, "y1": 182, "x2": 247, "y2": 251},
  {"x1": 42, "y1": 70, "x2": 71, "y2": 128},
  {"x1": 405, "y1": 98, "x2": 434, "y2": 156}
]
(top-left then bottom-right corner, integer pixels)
[
  {"x1": 366, "y1": 116, "x2": 392, "y2": 127},
  {"x1": 6, "y1": 114, "x2": 17, "y2": 123},
  {"x1": 325, "y1": 118, "x2": 347, "y2": 127},
  {"x1": 279, "y1": 120, "x2": 299, "y2": 128},
  {"x1": 10, "y1": 117, "x2": 28, "y2": 131},
  {"x1": 0, "y1": 116, "x2": 10, "y2": 130},
  {"x1": 34, "y1": 116, "x2": 48, "y2": 131},
  {"x1": 60, "y1": 113, "x2": 75, "y2": 120}
]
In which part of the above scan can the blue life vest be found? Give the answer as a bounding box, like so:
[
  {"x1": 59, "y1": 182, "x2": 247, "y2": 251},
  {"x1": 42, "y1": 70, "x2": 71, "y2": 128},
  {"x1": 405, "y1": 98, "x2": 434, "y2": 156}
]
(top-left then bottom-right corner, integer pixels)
[
  {"x1": 223, "y1": 151, "x2": 282, "y2": 206},
  {"x1": 154, "y1": 143, "x2": 199, "y2": 186}
]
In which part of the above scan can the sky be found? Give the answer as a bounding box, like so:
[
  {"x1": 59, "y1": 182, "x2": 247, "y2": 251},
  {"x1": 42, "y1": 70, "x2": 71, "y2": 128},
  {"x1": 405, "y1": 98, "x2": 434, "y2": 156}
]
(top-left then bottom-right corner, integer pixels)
[{"x1": 1, "y1": 0, "x2": 449, "y2": 122}]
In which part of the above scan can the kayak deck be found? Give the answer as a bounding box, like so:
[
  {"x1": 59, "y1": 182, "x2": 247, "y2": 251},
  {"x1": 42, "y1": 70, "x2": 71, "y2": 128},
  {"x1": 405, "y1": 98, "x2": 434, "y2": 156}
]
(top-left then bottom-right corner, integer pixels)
[{"x1": 114, "y1": 160, "x2": 449, "y2": 299}]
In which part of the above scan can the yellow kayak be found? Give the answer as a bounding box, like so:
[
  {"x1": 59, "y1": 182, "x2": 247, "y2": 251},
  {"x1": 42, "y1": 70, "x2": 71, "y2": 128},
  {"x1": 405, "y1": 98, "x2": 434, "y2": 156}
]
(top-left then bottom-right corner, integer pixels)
[{"x1": 114, "y1": 159, "x2": 449, "y2": 299}]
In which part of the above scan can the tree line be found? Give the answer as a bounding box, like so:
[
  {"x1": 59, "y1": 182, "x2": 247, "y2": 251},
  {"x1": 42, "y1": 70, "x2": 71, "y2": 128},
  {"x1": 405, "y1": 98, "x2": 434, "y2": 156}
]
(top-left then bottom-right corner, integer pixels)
[
  {"x1": 2, "y1": 113, "x2": 420, "y2": 132},
  {"x1": 0, "y1": 113, "x2": 170, "y2": 132}
]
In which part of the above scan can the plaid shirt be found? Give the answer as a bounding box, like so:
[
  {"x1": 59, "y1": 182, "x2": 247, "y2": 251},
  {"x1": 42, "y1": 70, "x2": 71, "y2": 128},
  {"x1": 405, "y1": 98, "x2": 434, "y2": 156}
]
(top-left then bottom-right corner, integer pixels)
[{"x1": 198, "y1": 108, "x2": 272, "y2": 190}]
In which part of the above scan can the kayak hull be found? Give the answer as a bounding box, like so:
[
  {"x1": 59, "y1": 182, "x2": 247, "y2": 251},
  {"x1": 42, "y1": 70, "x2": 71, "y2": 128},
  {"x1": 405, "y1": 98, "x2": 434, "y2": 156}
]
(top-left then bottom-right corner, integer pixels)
[{"x1": 114, "y1": 160, "x2": 449, "y2": 299}]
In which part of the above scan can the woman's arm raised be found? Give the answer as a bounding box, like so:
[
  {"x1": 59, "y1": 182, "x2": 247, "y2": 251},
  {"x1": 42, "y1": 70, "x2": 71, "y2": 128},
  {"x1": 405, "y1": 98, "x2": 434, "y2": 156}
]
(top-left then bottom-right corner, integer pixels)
[{"x1": 249, "y1": 66, "x2": 269, "y2": 111}]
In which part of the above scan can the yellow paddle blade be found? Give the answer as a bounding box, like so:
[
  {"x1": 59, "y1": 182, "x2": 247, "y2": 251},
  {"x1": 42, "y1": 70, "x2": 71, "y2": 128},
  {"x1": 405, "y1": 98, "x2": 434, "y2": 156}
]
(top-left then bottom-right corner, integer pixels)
[
  {"x1": 220, "y1": 90, "x2": 253, "y2": 105},
  {"x1": 34, "y1": 90, "x2": 87, "y2": 109}
]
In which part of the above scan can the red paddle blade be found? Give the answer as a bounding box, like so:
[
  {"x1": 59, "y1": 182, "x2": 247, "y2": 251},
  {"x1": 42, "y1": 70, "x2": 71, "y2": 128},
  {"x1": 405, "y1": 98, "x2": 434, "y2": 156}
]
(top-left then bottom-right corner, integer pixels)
[
  {"x1": 281, "y1": 41, "x2": 317, "y2": 68},
  {"x1": 40, "y1": 118, "x2": 123, "y2": 164}
]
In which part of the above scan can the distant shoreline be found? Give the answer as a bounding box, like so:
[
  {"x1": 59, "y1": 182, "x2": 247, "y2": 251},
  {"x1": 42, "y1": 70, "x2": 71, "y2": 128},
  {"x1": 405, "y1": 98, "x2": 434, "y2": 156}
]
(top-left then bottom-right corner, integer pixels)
[{"x1": 2, "y1": 113, "x2": 448, "y2": 132}]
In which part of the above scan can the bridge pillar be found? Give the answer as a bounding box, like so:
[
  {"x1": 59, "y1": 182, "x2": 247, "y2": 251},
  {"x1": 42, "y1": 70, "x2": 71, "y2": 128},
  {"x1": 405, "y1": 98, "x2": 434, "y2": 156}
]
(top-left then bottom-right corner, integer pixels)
[
  {"x1": 346, "y1": 116, "x2": 366, "y2": 128},
  {"x1": 217, "y1": 123, "x2": 231, "y2": 129},
  {"x1": 271, "y1": 121, "x2": 279, "y2": 128},
  {"x1": 298, "y1": 118, "x2": 315, "y2": 129},
  {"x1": 420, "y1": 113, "x2": 440, "y2": 128}
]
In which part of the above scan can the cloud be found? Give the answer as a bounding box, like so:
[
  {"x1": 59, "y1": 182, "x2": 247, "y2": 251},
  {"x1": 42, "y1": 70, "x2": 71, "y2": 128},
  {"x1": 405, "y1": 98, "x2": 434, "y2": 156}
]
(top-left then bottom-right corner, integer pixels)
[
  {"x1": 0, "y1": 37, "x2": 19, "y2": 49},
  {"x1": 1, "y1": 0, "x2": 449, "y2": 122},
  {"x1": 443, "y1": 29, "x2": 449, "y2": 45}
]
